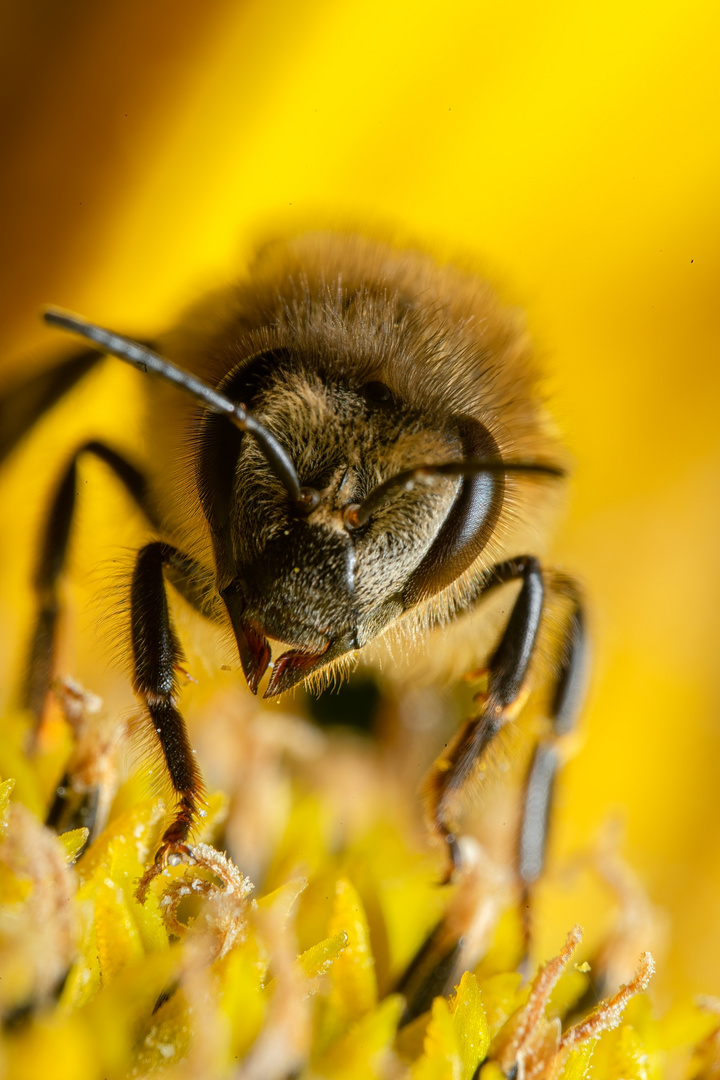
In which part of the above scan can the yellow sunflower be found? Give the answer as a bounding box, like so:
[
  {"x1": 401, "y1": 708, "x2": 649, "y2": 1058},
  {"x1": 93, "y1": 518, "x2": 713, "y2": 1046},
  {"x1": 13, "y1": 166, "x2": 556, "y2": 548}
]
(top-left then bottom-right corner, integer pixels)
[{"x1": 0, "y1": 1, "x2": 718, "y2": 1076}]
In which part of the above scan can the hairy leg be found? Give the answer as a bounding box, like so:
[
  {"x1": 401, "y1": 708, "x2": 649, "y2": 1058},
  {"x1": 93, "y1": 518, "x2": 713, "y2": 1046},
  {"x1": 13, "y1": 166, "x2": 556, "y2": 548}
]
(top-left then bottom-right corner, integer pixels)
[{"x1": 131, "y1": 542, "x2": 211, "y2": 902}]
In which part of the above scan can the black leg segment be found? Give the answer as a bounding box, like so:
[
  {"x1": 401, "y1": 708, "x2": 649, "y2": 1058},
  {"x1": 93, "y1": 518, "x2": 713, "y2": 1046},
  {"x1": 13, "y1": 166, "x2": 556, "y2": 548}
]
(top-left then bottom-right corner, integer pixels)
[
  {"x1": 518, "y1": 594, "x2": 587, "y2": 885},
  {"x1": 131, "y1": 542, "x2": 208, "y2": 901},
  {"x1": 424, "y1": 556, "x2": 545, "y2": 868},
  {"x1": 23, "y1": 440, "x2": 157, "y2": 728}
]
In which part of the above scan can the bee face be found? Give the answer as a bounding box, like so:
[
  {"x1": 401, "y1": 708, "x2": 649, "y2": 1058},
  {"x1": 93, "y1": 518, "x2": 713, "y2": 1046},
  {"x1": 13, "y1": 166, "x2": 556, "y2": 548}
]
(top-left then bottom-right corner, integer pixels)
[{"x1": 201, "y1": 346, "x2": 471, "y2": 694}]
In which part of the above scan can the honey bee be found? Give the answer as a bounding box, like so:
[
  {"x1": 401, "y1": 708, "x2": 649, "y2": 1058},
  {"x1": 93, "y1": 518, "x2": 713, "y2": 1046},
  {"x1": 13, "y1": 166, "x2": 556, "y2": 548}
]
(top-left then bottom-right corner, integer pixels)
[{"x1": 1, "y1": 233, "x2": 586, "y2": 903}]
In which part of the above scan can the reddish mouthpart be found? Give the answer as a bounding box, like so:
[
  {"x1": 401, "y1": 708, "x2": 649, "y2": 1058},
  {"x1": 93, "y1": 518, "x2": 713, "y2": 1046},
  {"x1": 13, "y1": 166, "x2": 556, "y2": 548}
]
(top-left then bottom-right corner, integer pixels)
[
  {"x1": 237, "y1": 621, "x2": 272, "y2": 694},
  {"x1": 264, "y1": 644, "x2": 330, "y2": 698}
]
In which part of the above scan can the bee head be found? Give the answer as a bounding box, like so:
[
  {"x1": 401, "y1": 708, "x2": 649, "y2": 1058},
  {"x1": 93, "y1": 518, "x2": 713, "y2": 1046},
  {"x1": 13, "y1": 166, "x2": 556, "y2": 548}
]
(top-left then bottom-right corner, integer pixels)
[
  {"x1": 42, "y1": 306, "x2": 563, "y2": 700},
  {"x1": 200, "y1": 351, "x2": 483, "y2": 696}
]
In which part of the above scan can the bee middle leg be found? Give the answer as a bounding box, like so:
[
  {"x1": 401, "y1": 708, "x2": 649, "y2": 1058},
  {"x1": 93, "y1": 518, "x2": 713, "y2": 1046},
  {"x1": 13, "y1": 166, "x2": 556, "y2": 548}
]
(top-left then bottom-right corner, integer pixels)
[
  {"x1": 23, "y1": 440, "x2": 158, "y2": 729},
  {"x1": 517, "y1": 587, "x2": 586, "y2": 949},
  {"x1": 23, "y1": 441, "x2": 158, "y2": 843}
]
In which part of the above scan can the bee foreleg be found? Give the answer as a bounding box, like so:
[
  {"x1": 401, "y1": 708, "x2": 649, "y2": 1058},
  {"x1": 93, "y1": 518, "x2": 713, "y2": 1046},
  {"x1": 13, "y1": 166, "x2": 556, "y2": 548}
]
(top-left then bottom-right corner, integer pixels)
[
  {"x1": 424, "y1": 556, "x2": 544, "y2": 878},
  {"x1": 130, "y1": 542, "x2": 207, "y2": 903}
]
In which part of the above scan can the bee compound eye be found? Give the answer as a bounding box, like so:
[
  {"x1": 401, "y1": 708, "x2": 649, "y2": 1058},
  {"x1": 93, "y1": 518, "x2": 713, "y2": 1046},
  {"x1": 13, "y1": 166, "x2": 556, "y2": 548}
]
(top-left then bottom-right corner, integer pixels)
[{"x1": 295, "y1": 486, "x2": 321, "y2": 514}]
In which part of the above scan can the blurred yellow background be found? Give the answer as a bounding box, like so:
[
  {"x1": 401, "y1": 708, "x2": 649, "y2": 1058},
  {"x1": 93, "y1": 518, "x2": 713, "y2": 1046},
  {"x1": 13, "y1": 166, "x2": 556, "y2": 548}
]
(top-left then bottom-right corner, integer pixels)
[{"x1": 0, "y1": 0, "x2": 718, "y2": 1009}]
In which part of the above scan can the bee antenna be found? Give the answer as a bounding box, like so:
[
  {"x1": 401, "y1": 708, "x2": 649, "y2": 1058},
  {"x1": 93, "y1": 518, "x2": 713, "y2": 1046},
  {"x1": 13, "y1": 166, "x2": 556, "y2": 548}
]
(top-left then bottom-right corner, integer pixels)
[
  {"x1": 343, "y1": 459, "x2": 566, "y2": 530},
  {"x1": 42, "y1": 307, "x2": 303, "y2": 503}
]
